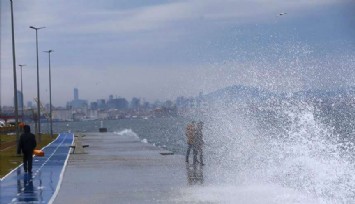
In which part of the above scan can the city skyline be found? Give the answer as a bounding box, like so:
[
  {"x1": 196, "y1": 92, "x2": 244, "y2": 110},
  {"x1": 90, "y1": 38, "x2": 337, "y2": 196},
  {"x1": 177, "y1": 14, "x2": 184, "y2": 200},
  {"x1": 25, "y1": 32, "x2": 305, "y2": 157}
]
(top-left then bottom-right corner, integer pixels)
[
  {"x1": 8, "y1": 87, "x2": 185, "y2": 109},
  {"x1": 1, "y1": 0, "x2": 354, "y2": 107}
]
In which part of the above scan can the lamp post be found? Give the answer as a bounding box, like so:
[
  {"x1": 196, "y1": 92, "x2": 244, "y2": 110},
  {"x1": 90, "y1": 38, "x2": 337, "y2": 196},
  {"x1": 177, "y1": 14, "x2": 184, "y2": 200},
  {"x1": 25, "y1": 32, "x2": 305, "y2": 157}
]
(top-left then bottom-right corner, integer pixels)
[
  {"x1": 10, "y1": 0, "x2": 20, "y2": 146},
  {"x1": 29, "y1": 25, "x2": 45, "y2": 142},
  {"x1": 43, "y1": 50, "x2": 53, "y2": 138},
  {"x1": 18, "y1": 64, "x2": 26, "y2": 122}
]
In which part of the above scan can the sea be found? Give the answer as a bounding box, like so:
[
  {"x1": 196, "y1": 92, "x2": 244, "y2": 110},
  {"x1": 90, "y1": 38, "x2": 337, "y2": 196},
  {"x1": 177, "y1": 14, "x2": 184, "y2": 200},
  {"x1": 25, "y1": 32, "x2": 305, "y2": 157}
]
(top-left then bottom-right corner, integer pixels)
[
  {"x1": 36, "y1": 97, "x2": 355, "y2": 204},
  {"x1": 40, "y1": 117, "x2": 189, "y2": 155}
]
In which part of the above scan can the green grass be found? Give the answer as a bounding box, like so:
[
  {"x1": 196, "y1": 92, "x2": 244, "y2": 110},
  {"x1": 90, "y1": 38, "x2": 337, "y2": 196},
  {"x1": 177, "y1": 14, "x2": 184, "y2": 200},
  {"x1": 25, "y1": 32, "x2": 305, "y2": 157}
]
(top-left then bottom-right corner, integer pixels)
[{"x1": 0, "y1": 133, "x2": 56, "y2": 178}]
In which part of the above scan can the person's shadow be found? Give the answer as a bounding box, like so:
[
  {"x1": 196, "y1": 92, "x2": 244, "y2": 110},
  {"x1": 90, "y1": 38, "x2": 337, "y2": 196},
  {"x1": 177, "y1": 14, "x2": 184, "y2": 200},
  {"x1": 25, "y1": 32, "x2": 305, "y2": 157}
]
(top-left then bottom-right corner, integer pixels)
[
  {"x1": 186, "y1": 163, "x2": 204, "y2": 185},
  {"x1": 16, "y1": 168, "x2": 39, "y2": 202}
]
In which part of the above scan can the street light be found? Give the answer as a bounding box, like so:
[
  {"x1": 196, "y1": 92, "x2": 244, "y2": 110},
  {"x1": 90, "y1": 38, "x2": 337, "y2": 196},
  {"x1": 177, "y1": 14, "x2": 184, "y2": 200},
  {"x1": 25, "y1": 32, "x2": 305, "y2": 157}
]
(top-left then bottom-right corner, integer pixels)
[
  {"x1": 10, "y1": 0, "x2": 20, "y2": 146},
  {"x1": 29, "y1": 25, "x2": 45, "y2": 142},
  {"x1": 43, "y1": 50, "x2": 53, "y2": 138},
  {"x1": 18, "y1": 64, "x2": 26, "y2": 122}
]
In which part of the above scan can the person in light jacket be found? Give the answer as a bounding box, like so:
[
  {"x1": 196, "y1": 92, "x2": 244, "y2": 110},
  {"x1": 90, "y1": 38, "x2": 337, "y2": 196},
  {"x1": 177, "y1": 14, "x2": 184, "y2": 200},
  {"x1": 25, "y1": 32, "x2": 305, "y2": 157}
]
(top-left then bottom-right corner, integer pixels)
[{"x1": 185, "y1": 121, "x2": 197, "y2": 163}]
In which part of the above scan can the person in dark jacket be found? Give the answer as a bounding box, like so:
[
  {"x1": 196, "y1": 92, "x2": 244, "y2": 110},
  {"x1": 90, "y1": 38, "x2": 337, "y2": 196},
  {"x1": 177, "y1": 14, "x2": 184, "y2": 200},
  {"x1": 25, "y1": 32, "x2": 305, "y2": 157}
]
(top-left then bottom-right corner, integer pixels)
[
  {"x1": 18, "y1": 125, "x2": 37, "y2": 173},
  {"x1": 195, "y1": 121, "x2": 204, "y2": 165}
]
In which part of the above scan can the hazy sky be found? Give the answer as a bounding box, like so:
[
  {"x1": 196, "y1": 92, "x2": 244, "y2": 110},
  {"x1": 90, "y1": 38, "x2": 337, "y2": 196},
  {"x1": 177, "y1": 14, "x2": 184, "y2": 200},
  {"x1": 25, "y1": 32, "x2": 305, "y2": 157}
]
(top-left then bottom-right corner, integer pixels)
[{"x1": 1, "y1": 0, "x2": 354, "y2": 106}]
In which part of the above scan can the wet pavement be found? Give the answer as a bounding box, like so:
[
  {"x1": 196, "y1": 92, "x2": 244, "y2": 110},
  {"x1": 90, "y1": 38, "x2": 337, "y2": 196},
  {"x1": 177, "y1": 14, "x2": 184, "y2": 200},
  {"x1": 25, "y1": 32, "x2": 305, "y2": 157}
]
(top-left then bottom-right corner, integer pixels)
[
  {"x1": 53, "y1": 132, "x2": 203, "y2": 204},
  {"x1": 0, "y1": 133, "x2": 74, "y2": 204}
]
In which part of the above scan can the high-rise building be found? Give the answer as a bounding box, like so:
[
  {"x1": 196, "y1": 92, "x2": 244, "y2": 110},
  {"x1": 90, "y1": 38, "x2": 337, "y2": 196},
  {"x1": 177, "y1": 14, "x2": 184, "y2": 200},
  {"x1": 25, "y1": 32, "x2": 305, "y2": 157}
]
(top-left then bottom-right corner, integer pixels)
[
  {"x1": 27, "y1": 101, "x2": 33, "y2": 108},
  {"x1": 130, "y1": 97, "x2": 140, "y2": 110},
  {"x1": 97, "y1": 99, "x2": 106, "y2": 110},
  {"x1": 90, "y1": 102, "x2": 98, "y2": 110},
  {"x1": 16, "y1": 90, "x2": 24, "y2": 111},
  {"x1": 74, "y1": 88, "x2": 79, "y2": 100},
  {"x1": 69, "y1": 88, "x2": 88, "y2": 110},
  {"x1": 108, "y1": 98, "x2": 128, "y2": 110}
]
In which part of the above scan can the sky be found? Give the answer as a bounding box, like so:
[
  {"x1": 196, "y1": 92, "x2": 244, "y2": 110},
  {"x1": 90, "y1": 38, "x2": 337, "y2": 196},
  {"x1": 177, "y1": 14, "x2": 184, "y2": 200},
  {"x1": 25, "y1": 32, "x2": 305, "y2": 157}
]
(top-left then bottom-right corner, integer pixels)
[{"x1": 1, "y1": 0, "x2": 354, "y2": 107}]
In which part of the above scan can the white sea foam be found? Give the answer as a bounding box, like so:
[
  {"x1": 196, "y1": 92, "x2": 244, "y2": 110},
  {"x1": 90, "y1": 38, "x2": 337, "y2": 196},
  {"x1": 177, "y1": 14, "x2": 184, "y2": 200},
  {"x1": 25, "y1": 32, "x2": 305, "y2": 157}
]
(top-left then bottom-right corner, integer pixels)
[
  {"x1": 114, "y1": 129, "x2": 139, "y2": 139},
  {"x1": 177, "y1": 184, "x2": 319, "y2": 204},
  {"x1": 193, "y1": 99, "x2": 355, "y2": 203}
]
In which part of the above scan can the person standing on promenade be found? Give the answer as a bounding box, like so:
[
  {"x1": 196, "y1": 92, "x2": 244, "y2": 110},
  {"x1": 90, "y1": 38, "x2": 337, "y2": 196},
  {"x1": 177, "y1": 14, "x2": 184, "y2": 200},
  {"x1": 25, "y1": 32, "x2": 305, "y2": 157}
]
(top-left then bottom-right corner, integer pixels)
[
  {"x1": 195, "y1": 121, "x2": 204, "y2": 165},
  {"x1": 185, "y1": 121, "x2": 197, "y2": 163},
  {"x1": 17, "y1": 125, "x2": 37, "y2": 173}
]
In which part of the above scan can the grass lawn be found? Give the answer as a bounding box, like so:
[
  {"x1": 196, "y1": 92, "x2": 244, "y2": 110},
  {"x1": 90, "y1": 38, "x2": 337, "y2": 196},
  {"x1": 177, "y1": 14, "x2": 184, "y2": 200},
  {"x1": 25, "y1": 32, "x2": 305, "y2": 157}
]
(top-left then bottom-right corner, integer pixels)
[{"x1": 0, "y1": 133, "x2": 57, "y2": 178}]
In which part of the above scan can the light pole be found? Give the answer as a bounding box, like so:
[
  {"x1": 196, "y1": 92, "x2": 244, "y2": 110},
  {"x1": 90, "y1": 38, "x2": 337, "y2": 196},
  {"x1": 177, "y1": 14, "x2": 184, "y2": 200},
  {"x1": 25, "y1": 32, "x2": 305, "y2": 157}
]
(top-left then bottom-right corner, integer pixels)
[
  {"x1": 18, "y1": 64, "x2": 26, "y2": 122},
  {"x1": 10, "y1": 0, "x2": 20, "y2": 146},
  {"x1": 29, "y1": 25, "x2": 45, "y2": 142},
  {"x1": 43, "y1": 50, "x2": 53, "y2": 138}
]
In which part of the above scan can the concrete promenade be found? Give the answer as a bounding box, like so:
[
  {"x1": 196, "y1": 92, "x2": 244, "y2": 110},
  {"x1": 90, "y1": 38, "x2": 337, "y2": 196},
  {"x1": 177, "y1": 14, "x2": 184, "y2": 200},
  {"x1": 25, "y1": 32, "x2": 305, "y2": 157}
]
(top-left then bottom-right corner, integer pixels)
[{"x1": 54, "y1": 132, "x2": 203, "y2": 204}]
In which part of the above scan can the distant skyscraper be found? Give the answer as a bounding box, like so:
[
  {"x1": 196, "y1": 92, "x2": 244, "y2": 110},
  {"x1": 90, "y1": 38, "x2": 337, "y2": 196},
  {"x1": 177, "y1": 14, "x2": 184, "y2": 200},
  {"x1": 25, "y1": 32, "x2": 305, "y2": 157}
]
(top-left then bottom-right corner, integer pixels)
[
  {"x1": 90, "y1": 102, "x2": 98, "y2": 110},
  {"x1": 97, "y1": 99, "x2": 106, "y2": 110},
  {"x1": 74, "y1": 88, "x2": 79, "y2": 100},
  {"x1": 70, "y1": 88, "x2": 87, "y2": 110},
  {"x1": 16, "y1": 91, "x2": 24, "y2": 111}
]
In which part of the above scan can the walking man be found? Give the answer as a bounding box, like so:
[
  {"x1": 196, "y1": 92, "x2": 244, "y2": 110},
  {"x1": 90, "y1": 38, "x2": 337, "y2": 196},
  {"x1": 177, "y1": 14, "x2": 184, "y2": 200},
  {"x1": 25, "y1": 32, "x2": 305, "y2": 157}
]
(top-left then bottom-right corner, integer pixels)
[
  {"x1": 18, "y1": 125, "x2": 37, "y2": 173},
  {"x1": 185, "y1": 121, "x2": 197, "y2": 163}
]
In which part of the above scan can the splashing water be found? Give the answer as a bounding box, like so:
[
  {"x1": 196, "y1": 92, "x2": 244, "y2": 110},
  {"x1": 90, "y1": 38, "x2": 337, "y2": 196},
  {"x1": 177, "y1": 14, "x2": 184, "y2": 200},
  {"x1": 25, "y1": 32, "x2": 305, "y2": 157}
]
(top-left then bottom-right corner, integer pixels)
[
  {"x1": 195, "y1": 98, "x2": 355, "y2": 203},
  {"x1": 114, "y1": 129, "x2": 139, "y2": 139}
]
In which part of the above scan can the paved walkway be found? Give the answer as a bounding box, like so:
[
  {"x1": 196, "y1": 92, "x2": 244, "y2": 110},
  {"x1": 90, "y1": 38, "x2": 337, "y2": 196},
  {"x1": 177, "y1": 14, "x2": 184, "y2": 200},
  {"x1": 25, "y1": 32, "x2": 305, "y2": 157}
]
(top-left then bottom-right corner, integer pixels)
[
  {"x1": 53, "y1": 132, "x2": 204, "y2": 204},
  {"x1": 0, "y1": 133, "x2": 74, "y2": 204}
]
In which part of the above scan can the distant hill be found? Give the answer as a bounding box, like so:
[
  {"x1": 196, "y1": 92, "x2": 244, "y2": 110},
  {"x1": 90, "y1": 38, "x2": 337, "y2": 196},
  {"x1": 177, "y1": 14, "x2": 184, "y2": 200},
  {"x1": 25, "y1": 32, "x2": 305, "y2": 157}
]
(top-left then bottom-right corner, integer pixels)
[{"x1": 202, "y1": 85, "x2": 355, "y2": 103}]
